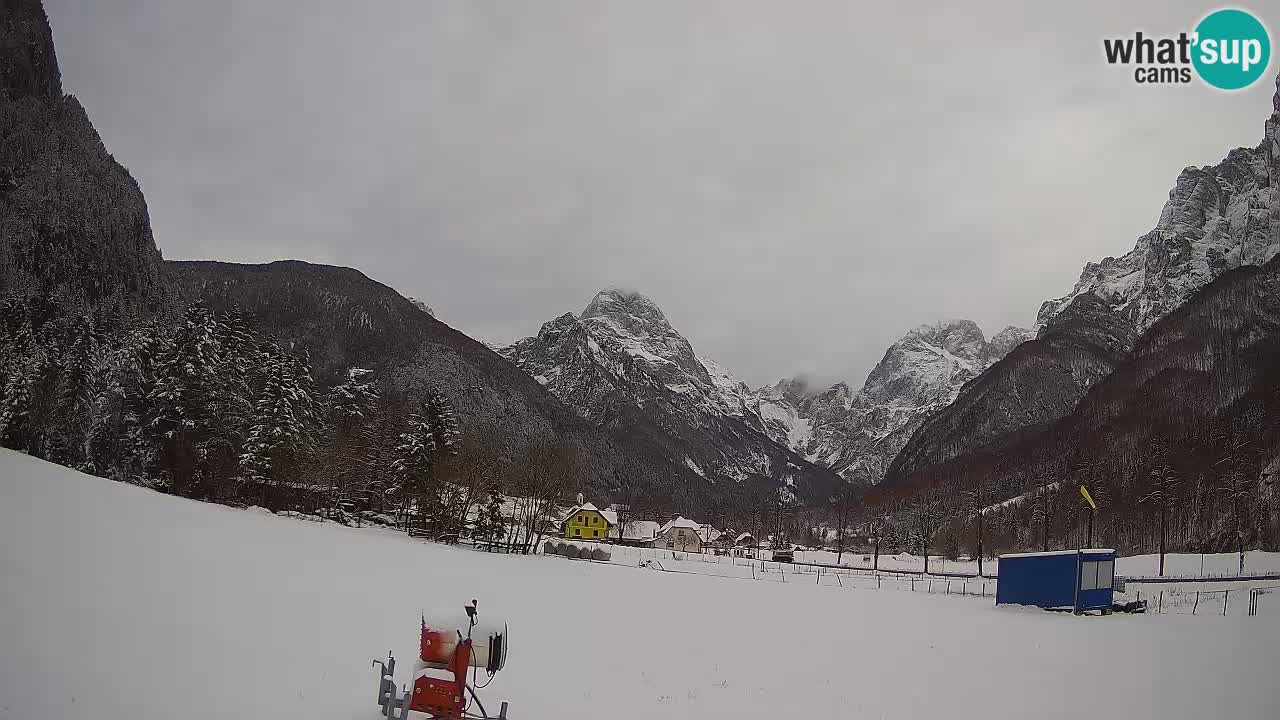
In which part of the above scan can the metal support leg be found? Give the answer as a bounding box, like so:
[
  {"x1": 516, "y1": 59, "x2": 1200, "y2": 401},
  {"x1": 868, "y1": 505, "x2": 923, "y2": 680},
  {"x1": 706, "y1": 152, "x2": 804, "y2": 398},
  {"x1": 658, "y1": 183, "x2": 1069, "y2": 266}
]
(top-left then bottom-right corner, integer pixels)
[
  {"x1": 373, "y1": 654, "x2": 398, "y2": 717},
  {"x1": 393, "y1": 685, "x2": 413, "y2": 719}
]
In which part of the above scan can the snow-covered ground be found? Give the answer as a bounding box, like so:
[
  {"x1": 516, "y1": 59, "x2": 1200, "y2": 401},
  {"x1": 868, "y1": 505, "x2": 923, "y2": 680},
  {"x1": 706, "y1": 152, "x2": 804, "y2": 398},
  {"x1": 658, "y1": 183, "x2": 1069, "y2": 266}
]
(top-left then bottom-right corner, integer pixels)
[{"x1": 2, "y1": 449, "x2": 1277, "y2": 720}]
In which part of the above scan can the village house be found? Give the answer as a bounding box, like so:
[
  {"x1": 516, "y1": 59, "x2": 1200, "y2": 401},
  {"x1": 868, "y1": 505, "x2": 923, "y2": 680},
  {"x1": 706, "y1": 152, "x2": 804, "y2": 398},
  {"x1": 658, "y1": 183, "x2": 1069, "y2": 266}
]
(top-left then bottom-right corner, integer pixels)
[
  {"x1": 560, "y1": 502, "x2": 616, "y2": 541},
  {"x1": 609, "y1": 519, "x2": 662, "y2": 546},
  {"x1": 655, "y1": 516, "x2": 702, "y2": 552}
]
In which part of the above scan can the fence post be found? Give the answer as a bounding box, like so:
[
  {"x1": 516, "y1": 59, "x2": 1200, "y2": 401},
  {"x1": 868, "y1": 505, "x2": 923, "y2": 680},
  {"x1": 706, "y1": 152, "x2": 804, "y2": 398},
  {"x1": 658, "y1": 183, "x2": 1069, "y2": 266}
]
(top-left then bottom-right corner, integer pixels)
[
  {"x1": 1192, "y1": 592, "x2": 1199, "y2": 616},
  {"x1": 1223, "y1": 590, "x2": 1228, "y2": 616},
  {"x1": 1158, "y1": 591, "x2": 1163, "y2": 614}
]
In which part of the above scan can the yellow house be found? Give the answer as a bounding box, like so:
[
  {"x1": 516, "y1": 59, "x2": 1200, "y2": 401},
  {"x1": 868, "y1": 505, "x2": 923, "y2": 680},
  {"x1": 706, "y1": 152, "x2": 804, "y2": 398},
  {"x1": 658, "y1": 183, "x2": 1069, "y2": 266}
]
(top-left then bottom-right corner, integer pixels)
[{"x1": 562, "y1": 502, "x2": 614, "y2": 541}]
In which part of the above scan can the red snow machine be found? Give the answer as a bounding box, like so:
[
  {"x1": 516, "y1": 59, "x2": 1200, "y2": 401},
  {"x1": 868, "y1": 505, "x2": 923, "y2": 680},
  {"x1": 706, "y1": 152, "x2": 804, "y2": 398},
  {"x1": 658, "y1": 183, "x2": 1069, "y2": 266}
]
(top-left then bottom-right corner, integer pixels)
[{"x1": 373, "y1": 599, "x2": 510, "y2": 719}]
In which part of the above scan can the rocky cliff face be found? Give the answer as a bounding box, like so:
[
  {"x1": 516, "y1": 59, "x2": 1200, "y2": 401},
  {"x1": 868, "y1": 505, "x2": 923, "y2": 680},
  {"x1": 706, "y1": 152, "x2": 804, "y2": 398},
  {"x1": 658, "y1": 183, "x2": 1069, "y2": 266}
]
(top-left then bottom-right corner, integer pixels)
[
  {"x1": 884, "y1": 296, "x2": 1135, "y2": 485},
  {"x1": 886, "y1": 71, "x2": 1280, "y2": 490},
  {"x1": 755, "y1": 320, "x2": 1031, "y2": 485},
  {"x1": 0, "y1": 0, "x2": 164, "y2": 310},
  {"x1": 1037, "y1": 75, "x2": 1279, "y2": 336},
  {"x1": 503, "y1": 289, "x2": 844, "y2": 503},
  {"x1": 877, "y1": 255, "x2": 1280, "y2": 553}
]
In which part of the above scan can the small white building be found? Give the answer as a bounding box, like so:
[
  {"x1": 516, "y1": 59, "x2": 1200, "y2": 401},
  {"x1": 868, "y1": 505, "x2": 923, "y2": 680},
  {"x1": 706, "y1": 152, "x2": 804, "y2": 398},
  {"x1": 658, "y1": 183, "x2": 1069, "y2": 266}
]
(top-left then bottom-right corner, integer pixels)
[
  {"x1": 609, "y1": 519, "x2": 662, "y2": 546},
  {"x1": 655, "y1": 516, "x2": 703, "y2": 552}
]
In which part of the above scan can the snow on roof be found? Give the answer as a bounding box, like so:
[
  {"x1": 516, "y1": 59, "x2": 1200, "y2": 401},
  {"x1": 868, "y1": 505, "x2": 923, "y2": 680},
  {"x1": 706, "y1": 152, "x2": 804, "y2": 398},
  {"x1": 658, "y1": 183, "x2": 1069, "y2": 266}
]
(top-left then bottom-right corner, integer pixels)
[
  {"x1": 697, "y1": 524, "x2": 722, "y2": 542},
  {"x1": 658, "y1": 516, "x2": 702, "y2": 535},
  {"x1": 611, "y1": 520, "x2": 661, "y2": 541},
  {"x1": 1000, "y1": 549, "x2": 1115, "y2": 559},
  {"x1": 735, "y1": 532, "x2": 755, "y2": 543},
  {"x1": 559, "y1": 503, "x2": 617, "y2": 527}
]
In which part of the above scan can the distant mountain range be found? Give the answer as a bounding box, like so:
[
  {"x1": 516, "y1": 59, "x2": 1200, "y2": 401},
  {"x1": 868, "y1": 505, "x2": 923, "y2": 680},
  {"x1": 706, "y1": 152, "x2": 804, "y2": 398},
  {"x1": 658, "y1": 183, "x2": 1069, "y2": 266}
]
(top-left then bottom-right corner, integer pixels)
[
  {"x1": 3, "y1": 0, "x2": 1277, "y2": 538},
  {"x1": 502, "y1": 299, "x2": 1032, "y2": 492},
  {"x1": 753, "y1": 320, "x2": 1031, "y2": 486},
  {"x1": 885, "y1": 71, "x2": 1280, "y2": 490},
  {"x1": 500, "y1": 289, "x2": 843, "y2": 503}
]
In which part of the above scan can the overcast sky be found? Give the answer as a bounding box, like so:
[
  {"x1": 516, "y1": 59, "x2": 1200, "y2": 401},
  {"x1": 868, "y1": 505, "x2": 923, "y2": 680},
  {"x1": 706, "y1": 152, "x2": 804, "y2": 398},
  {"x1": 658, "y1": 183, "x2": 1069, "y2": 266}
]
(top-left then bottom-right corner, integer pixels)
[{"x1": 46, "y1": 1, "x2": 1276, "y2": 388}]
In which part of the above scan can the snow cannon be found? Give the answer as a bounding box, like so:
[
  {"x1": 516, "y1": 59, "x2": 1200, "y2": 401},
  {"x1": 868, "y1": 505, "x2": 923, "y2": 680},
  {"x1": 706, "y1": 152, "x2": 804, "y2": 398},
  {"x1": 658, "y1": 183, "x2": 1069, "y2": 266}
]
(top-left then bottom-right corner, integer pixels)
[{"x1": 372, "y1": 600, "x2": 510, "y2": 719}]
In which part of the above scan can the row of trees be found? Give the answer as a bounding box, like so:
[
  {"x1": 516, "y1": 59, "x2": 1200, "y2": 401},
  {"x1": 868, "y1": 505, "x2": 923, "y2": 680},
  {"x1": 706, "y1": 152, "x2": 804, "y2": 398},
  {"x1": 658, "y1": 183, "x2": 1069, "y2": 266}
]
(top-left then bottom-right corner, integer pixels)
[
  {"x1": 0, "y1": 293, "x2": 588, "y2": 550},
  {"x1": 5, "y1": 289, "x2": 1273, "y2": 565},
  {"x1": 826, "y1": 399, "x2": 1277, "y2": 574}
]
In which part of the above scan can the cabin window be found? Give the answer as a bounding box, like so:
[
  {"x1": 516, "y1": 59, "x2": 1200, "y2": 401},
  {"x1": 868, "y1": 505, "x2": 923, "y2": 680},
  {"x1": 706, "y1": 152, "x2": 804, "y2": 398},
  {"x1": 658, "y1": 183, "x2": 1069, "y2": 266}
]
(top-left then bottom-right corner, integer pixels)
[
  {"x1": 1097, "y1": 559, "x2": 1114, "y2": 590},
  {"x1": 1080, "y1": 560, "x2": 1114, "y2": 590},
  {"x1": 1081, "y1": 562, "x2": 1097, "y2": 590},
  {"x1": 573, "y1": 528, "x2": 580, "y2": 537}
]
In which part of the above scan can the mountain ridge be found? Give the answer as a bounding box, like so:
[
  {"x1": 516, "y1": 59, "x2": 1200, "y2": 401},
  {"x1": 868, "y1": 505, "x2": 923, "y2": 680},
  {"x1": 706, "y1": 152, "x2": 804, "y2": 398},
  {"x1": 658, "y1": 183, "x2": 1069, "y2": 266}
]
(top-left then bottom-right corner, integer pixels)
[
  {"x1": 886, "y1": 70, "x2": 1280, "y2": 489},
  {"x1": 167, "y1": 260, "x2": 714, "y2": 506},
  {"x1": 502, "y1": 288, "x2": 845, "y2": 503}
]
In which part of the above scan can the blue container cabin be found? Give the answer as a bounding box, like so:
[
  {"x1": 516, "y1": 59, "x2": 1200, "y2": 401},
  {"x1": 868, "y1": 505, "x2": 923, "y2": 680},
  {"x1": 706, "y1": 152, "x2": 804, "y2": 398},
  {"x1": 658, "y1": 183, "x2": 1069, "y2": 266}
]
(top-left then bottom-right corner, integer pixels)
[{"x1": 996, "y1": 549, "x2": 1116, "y2": 613}]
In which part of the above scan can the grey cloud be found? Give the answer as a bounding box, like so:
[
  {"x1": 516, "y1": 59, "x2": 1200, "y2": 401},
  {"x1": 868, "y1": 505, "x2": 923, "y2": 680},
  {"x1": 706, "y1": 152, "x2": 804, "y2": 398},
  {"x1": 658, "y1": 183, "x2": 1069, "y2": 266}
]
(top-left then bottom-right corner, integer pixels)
[{"x1": 46, "y1": 0, "x2": 1277, "y2": 387}]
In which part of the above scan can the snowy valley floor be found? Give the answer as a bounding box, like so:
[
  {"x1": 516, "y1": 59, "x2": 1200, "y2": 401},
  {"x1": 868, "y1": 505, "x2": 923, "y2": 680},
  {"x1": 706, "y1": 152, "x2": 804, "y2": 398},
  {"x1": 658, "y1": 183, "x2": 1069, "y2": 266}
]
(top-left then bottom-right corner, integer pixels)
[{"x1": 2, "y1": 449, "x2": 1277, "y2": 720}]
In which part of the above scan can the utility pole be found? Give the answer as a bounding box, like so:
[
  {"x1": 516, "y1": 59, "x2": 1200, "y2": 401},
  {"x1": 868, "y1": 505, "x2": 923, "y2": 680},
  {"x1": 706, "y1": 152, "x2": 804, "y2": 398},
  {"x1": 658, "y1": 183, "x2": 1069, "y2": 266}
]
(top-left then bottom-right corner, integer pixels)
[
  {"x1": 873, "y1": 519, "x2": 882, "y2": 572},
  {"x1": 976, "y1": 506, "x2": 984, "y2": 577},
  {"x1": 1079, "y1": 485, "x2": 1097, "y2": 551},
  {"x1": 1041, "y1": 487, "x2": 1050, "y2": 552}
]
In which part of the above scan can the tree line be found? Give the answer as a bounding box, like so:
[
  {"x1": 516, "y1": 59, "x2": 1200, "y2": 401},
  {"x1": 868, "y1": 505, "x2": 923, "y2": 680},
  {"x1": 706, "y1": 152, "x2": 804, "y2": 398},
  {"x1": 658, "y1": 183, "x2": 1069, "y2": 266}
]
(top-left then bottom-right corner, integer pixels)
[{"x1": 0, "y1": 292, "x2": 584, "y2": 550}]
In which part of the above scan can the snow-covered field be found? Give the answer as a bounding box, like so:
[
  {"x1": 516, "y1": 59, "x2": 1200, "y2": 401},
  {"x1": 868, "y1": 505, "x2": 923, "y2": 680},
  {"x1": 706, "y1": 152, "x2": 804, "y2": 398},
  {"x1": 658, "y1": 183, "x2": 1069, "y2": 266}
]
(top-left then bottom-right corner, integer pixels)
[{"x1": 2, "y1": 449, "x2": 1277, "y2": 720}]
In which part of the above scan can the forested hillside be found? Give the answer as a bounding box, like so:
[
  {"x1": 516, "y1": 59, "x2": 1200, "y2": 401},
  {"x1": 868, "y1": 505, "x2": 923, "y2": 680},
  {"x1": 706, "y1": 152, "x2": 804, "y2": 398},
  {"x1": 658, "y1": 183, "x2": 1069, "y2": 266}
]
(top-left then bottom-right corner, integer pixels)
[
  {"x1": 166, "y1": 260, "x2": 709, "y2": 508},
  {"x1": 871, "y1": 257, "x2": 1280, "y2": 557},
  {"x1": 0, "y1": 1, "x2": 710, "y2": 548},
  {"x1": 0, "y1": 0, "x2": 164, "y2": 310}
]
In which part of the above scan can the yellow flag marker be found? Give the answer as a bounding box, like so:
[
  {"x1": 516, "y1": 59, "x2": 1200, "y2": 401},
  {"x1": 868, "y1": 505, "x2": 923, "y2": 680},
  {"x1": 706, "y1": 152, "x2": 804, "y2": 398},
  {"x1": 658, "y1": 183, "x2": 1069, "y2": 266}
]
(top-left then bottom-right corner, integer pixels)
[{"x1": 1079, "y1": 484, "x2": 1097, "y2": 511}]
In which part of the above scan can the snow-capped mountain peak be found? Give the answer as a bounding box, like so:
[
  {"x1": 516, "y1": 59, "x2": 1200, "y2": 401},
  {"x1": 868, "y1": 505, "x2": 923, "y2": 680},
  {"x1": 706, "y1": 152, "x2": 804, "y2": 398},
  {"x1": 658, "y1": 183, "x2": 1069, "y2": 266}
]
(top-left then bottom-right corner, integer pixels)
[
  {"x1": 754, "y1": 320, "x2": 1031, "y2": 485},
  {"x1": 501, "y1": 289, "x2": 843, "y2": 500},
  {"x1": 1036, "y1": 75, "x2": 1280, "y2": 335}
]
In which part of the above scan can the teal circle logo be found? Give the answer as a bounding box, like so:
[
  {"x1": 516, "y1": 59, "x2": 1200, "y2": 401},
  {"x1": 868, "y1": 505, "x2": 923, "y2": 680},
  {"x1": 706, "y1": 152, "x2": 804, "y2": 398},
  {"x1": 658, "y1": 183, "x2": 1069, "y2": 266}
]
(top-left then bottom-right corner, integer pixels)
[{"x1": 1192, "y1": 9, "x2": 1271, "y2": 90}]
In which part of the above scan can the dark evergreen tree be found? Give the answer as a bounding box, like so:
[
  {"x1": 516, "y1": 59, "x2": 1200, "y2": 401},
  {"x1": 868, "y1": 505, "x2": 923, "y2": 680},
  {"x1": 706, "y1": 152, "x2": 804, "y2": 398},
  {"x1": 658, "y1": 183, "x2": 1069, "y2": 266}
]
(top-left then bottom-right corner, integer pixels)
[
  {"x1": 143, "y1": 304, "x2": 228, "y2": 498},
  {"x1": 239, "y1": 345, "x2": 316, "y2": 508}
]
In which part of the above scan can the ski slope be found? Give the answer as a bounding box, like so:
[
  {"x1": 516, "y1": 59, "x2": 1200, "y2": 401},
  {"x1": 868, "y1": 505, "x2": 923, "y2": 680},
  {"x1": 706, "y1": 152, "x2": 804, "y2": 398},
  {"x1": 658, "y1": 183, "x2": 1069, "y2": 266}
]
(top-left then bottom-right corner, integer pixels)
[{"x1": 1, "y1": 449, "x2": 1276, "y2": 720}]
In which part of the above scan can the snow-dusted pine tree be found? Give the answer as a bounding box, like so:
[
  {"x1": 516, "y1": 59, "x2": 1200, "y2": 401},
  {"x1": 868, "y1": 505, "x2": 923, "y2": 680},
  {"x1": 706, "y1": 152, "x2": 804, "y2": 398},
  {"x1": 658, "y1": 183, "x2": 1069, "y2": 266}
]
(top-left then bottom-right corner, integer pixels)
[
  {"x1": 239, "y1": 345, "x2": 315, "y2": 507},
  {"x1": 472, "y1": 490, "x2": 507, "y2": 546},
  {"x1": 389, "y1": 390, "x2": 461, "y2": 528},
  {"x1": 144, "y1": 304, "x2": 228, "y2": 497}
]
